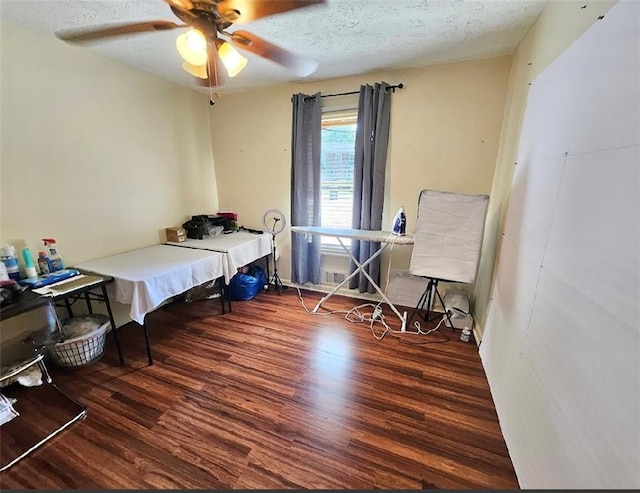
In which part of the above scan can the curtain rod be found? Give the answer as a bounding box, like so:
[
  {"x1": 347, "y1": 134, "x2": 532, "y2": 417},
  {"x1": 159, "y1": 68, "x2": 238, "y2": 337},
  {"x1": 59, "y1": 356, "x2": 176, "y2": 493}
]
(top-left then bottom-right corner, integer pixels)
[
  {"x1": 300, "y1": 83, "x2": 404, "y2": 101},
  {"x1": 322, "y1": 83, "x2": 404, "y2": 98}
]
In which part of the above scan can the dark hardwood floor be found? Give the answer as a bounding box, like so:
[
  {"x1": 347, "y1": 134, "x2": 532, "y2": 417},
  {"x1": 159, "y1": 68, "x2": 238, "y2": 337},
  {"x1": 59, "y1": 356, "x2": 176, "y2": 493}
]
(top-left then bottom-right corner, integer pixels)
[{"x1": 0, "y1": 287, "x2": 519, "y2": 489}]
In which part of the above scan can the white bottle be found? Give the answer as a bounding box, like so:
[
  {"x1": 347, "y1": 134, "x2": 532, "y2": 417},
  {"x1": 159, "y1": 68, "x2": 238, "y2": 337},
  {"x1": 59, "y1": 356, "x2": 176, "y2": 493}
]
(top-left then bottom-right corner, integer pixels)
[
  {"x1": 460, "y1": 327, "x2": 471, "y2": 343},
  {"x1": 1, "y1": 245, "x2": 21, "y2": 281}
]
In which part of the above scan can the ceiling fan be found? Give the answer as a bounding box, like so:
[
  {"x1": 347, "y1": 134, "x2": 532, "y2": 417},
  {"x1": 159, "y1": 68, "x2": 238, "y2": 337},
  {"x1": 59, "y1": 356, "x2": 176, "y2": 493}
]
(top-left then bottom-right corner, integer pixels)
[{"x1": 55, "y1": 0, "x2": 325, "y2": 89}]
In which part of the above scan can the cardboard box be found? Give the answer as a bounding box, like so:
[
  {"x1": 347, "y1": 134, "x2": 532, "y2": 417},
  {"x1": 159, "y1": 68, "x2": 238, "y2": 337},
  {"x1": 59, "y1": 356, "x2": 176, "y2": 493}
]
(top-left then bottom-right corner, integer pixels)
[
  {"x1": 444, "y1": 313, "x2": 474, "y2": 330},
  {"x1": 166, "y1": 227, "x2": 186, "y2": 243}
]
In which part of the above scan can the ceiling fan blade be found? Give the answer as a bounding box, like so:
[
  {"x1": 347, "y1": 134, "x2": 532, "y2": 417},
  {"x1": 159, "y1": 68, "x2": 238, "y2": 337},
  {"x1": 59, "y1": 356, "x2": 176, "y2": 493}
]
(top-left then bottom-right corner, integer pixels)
[
  {"x1": 229, "y1": 30, "x2": 318, "y2": 77},
  {"x1": 56, "y1": 21, "x2": 183, "y2": 44},
  {"x1": 163, "y1": 0, "x2": 194, "y2": 10},
  {"x1": 216, "y1": 0, "x2": 325, "y2": 24}
]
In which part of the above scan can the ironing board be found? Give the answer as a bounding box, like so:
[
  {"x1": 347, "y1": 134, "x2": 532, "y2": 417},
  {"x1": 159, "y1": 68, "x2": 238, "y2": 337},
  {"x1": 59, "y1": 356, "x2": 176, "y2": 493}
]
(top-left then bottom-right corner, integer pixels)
[{"x1": 290, "y1": 227, "x2": 415, "y2": 331}]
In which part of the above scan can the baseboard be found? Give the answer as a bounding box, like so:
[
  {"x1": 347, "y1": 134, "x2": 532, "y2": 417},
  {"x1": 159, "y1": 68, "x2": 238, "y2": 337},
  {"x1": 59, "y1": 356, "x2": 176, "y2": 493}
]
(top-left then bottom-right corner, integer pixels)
[
  {"x1": 282, "y1": 278, "x2": 384, "y2": 303},
  {"x1": 472, "y1": 318, "x2": 483, "y2": 347}
]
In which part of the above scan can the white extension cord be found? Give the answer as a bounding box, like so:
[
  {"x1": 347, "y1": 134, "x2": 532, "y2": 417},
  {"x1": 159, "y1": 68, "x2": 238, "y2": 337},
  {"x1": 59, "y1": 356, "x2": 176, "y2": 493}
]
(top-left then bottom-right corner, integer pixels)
[{"x1": 293, "y1": 284, "x2": 450, "y2": 342}]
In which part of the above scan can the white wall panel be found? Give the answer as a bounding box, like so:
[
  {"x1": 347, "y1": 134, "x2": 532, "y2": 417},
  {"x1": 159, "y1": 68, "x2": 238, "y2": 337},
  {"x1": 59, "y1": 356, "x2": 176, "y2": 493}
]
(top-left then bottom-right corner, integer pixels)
[
  {"x1": 502, "y1": 155, "x2": 566, "y2": 253},
  {"x1": 525, "y1": 268, "x2": 637, "y2": 487},
  {"x1": 543, "y1": 147, "x2": 639, "y2": 327},
  {"x1": 516, "y1": 58, "x2": 581, "y2": 162},
  {"x1": 565, "y1": 7, "x2": 640, "y2": 155},
  {"x1": 490, "y1": 235, "x2": 542, "y2": 337},
  {"x1": 482, "y1": 0, "x2": 640, "y2": 488}
]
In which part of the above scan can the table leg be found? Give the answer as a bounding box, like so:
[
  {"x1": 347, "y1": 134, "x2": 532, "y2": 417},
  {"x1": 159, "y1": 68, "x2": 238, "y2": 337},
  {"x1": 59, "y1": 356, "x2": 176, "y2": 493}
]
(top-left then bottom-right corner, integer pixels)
[
  {"x1": 101, "y1": 285, "x2": 124, "y2": 365},
  {"x1": 84, "y1": 292, "x2": 93, "y2": 314},
  {"x1": 224, "y1": 281, "x2": 232, "y2": 313},
  {"x1": 217, "y1": 277, "x2": 231, "y2": 314},
  {"x1": 64, "y1": 298, "x2": 74, "y2": 319},
  {"x1": 142, "y1": 320, "x2": 153, "y2": 366}
]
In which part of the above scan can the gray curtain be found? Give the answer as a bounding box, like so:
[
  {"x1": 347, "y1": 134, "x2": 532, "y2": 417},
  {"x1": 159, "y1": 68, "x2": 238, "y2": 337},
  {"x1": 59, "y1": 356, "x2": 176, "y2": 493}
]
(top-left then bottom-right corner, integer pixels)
[
  {"x1": 290, "y1": 92, "x2": 322, "y2": 284},
  {"x1": 349, "y1": 82, "x2": 392, "y2": 293}
]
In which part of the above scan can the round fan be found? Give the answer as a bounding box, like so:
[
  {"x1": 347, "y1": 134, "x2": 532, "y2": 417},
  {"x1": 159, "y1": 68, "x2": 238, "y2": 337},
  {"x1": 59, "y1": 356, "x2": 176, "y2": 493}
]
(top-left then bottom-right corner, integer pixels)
[
  {"x1": 262, "y1": 208, "x2": 286, "y2": 236},
  {"x1": 55, "y1": 0, "x2": 324, "y2": 89}
]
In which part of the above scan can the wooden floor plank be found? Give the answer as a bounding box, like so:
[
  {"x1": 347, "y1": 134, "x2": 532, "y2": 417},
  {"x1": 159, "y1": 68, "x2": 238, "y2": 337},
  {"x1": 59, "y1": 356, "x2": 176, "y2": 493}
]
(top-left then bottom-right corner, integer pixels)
[{"x1": 0, "y1": 288, "x2": 519, "y2": 489}]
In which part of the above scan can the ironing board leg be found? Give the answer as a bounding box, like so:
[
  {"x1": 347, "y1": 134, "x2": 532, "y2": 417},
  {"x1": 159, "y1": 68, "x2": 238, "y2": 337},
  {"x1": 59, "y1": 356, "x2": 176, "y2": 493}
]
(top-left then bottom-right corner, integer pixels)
[
  {"x1": 312, "y1": 238, "x2": 407, "y2": 331},
  {"x1": 312, "y1": 239, "x2": 387, "y2": 313}
]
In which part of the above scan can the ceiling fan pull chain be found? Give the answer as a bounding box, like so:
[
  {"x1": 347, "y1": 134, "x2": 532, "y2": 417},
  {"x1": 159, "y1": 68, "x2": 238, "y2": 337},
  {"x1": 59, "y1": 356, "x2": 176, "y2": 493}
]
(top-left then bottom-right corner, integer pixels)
[{"x1": 209, "y1": 50, "x2": 217, "y2": 105}]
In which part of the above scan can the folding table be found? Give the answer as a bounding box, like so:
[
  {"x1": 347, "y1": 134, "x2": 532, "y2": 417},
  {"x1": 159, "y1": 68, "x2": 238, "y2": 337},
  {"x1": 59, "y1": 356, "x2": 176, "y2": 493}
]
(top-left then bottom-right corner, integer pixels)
[
  {"x1": 165, "y1": 230, "x2": 272, "y2": 283},
  {"x1": 74, "y1": 245, "x2": 226, "y2": 365}
]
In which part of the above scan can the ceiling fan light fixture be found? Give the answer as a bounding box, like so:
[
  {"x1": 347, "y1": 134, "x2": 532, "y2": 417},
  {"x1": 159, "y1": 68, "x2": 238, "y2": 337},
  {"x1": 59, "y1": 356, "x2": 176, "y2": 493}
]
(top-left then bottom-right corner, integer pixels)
[
  {"x1": 176, "y1": 28, "x2": 207, "y2": 66},
  {"x1": 216, "y1": 40, "x2": 248, "y2": 77},
  {"x1": 182, "y1": 61, "x2": 208, "y2": 79}
]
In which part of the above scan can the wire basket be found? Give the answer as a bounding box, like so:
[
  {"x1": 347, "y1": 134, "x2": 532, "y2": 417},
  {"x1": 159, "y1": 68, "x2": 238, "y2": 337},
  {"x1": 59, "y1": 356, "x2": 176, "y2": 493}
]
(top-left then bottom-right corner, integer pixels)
[{"x1": 49, "y1": 318, "x2": 109, "y2": 368}]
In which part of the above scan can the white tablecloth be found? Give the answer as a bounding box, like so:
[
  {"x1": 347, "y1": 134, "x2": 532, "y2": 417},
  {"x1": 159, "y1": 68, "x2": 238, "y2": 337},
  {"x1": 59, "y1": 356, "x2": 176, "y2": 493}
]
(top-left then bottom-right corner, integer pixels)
[
  {"x1": 74, "y1": 245, "x2": 225, "y2": 324},
  {"x1": 166, "y1": 231, "x2": 272, "y2": 283}
]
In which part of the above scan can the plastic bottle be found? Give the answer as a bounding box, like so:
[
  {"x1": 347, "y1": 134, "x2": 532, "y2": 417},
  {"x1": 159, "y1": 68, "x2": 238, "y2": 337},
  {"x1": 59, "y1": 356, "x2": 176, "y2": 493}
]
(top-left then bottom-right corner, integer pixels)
[
  {"x1": 22, "y1": 247, "x2": 38, "y2": 280},
  {"x1": 38, "y1": 250, "x2": 52, "y2": 275},
  {"x1": 43, "y1": 238, "x2": 65, "y2": 271},
  {"x1": 1, "y1": 245, "x2": 21, "y2": 281},
  {"x1": 460, "y1": 327, "x2": 471, "y2": 343}
]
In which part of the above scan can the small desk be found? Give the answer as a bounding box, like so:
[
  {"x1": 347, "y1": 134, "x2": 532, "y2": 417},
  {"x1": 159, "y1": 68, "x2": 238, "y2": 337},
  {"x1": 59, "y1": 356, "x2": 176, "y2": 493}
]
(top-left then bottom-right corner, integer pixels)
[
  {"x1": 165, "y1": 231, "x2": 272, "y2": 284},
  {"x1": 291, "y1": 227, "x2": 415, "y2": 331},
  {"x1": 74, "y1": 245, "x2": 226, "y2": 365}
]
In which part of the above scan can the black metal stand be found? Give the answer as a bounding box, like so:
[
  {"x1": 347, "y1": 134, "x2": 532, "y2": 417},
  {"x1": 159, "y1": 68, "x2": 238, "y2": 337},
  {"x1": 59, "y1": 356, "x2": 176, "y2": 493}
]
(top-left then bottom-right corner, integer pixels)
[
  {"x1": 411, "y1": 278, "x2": 454, "y2": 331},
  {"x1": 0, "y1": 301, "x2": 87, "y2": 472},
  {"x1": 269, "y1": 233, "x2": 285, "y2": 294}
]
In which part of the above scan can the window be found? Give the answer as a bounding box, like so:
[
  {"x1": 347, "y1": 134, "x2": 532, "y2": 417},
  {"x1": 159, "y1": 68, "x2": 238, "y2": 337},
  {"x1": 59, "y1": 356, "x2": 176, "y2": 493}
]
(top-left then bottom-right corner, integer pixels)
[{"x1": 320, "y1": 107, "x2": 357, "y2": 249}]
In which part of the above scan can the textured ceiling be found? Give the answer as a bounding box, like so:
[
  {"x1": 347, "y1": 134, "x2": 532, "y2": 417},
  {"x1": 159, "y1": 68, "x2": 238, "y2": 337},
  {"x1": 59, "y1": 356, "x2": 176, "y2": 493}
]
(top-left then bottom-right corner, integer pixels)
[{"x1": 0, "y1": 0, "x2": 548, "y2": 94}]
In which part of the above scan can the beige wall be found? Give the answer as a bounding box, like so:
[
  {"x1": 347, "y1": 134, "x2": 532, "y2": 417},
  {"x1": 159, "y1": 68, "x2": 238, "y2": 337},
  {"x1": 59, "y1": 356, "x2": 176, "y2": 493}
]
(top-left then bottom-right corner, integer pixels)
[
  {"x1": 0, "y1": 20, "x2": 218, "y2": 262},
  {"x1": 208, "y1": 57, "x2": 512, "y2": 301},
  {"x1": 1, "y1": 19, "x2": 217, "y2": 325}
]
